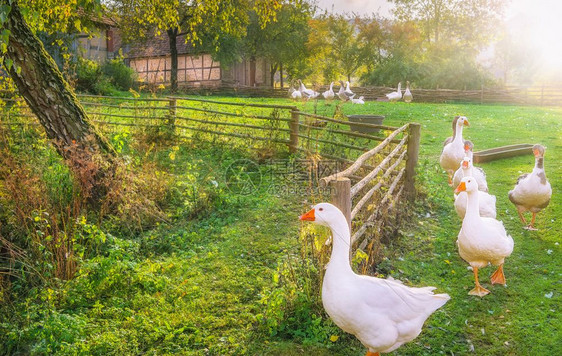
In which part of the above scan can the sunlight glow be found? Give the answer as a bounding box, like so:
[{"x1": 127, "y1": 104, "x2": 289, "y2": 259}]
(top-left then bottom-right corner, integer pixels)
[{"x1": 508, "y1": 0, "x2": 562, "y2": 69}]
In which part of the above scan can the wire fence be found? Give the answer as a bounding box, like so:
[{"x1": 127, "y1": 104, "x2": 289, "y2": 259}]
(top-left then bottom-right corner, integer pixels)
[{"x1": 0, "y1": 94, "x2": 421, "y2": 264}]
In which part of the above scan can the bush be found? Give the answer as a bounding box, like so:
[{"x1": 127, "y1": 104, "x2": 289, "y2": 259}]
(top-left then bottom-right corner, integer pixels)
[
  {"x1": 74, "y1": 58, "x2": 117, "y2": 95},
  {"x1": 102, "y1": 58, "x2": 137, "y2": 91}
]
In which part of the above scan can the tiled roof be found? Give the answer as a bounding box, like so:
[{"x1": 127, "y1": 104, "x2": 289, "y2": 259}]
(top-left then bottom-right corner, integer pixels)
[{"x1": 125, "y1": 32, "x2": 197, "y2": 59}]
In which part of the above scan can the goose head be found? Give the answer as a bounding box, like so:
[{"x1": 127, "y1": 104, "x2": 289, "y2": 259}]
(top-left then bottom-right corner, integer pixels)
[
  {"x1": 533, "y1": 144, "x2": 545, "y2": 158},
  {"x1": 456, "y1": 116, "x2": 470, "y2": 128},
  {"x1": 338, "y1": 81, "x2": 346, "y2": 93},
  {"x1": 455, "y1": 176, "x2": 478, "y2": 194},
  {"x1": 397, "y1": 82, "x2": 402, "y2": 92},
  {"x1": 300, "y1": 203, "x2": 345, "y2": 228},
  {"x1": 464, "y1": 140, "x2": 474, "y2": 154},
  {"x1": 461, "y1": 157, "x2": 471, "y2": 169}
]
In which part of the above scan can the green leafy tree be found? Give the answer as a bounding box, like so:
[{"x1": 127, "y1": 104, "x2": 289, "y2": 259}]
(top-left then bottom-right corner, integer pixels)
[
  {"x1": 327, "y1": 15, "x2": 364, "y2": 82},
  {"x1": 244, "y1": 0, "x2": 313, "y2": 87},
  {"x1": 390, "y1": 0, "x2": 505, "y2": 48}
]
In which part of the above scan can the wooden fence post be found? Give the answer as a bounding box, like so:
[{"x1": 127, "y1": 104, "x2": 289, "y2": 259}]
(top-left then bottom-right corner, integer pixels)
[
  {"x1": 289, "y1": 108, "x2": 299, "y2": 153},
  {"x1": 167, "y1": 98, "x2": 177, "y2": 129},
  {"x1": 404, "y1": 123, "x2": 421, "y2": 201},
  {"x1": 331, "y1": 177, "x2": 352, "y2": 230}
]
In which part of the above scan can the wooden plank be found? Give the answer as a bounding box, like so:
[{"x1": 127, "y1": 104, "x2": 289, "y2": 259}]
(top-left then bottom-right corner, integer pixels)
[
  {"x1": 350, "y1": 136, "x2": 408, "y2": 197},
  {"x1": 320, "y1": 124, "x2": 409, "y2": 186},
  {"x1": 404, "y1": 123, "x2": 421, "y2": 200},
  {"x1": 473, "y1": 144, "x2": 534, "y2": 163},
  {"x1": 351, "y1": 149, "x2": 408, "y2": 219},
  {"x1": 331, "y1": 177, "x2": 352, "y2": 231}
]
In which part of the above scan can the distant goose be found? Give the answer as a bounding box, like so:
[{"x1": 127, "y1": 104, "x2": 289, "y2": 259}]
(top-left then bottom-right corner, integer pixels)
[
  {"x1": 337, "y1": 80, "x2": 351, "y2": 101},
  {"x1": 385, "y1": 82, "x2": 402, "y2": 102},
  {"x1": 345, "y1": 81, "x2": 355, "y2": 96},
  {"x1": 351, "y1": 95, "x2": 365, "y2": 104},
  {"x1": 299, "y1": 79, "x2": 319, "y2": 100},
  {"x1": 322, "y1": 82, "x2": 335, "y2": 100},
  {"x1": 403, "y1": 81, "x2": 413, "y2": 103}
]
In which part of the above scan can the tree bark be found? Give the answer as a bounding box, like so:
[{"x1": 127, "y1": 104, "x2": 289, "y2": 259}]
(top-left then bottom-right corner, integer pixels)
[
  {"x1": 249, "y1": 56, "x2": 256, "y2": 86},
  {"x1": 2, "y1": 1, "x2": 115, "y2": 204},
  {"x1": 167, "y1": 28, "x2": 179, "y2": 92}
]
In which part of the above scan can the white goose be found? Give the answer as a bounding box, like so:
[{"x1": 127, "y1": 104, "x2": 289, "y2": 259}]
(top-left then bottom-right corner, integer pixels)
[
  {"x1": 440, "y1": 116, "x2": 469, "y2": 185},
  {"x1": 345, "y1": 81, "x2": 355, "y2": 96},
  {"x1": 455, "y1": 177, "x2": 514, "y2": 297},
  {"x1": 385, "y1": 82, "x2": 402, "y2": 102},
  {"x1": 351, "y1": 95, "x2": 365, "y2": 104},
  {"x1": 337, "y1": 80, "x2": 351, "y2": 101},
  {"x1": 508, "y1": 144, "x2": 552, "y2": 230},
  {"x1": 442, "y1": 117, "x2": 458, "y2": 147},
  {"x1": 454, "y1": 158, "x2": 496, "y2": 219},
  {"x1": 322, "y1": 82, "x2": 335, "y2": 100},
  {"x1": 300, "y1": 203, "x2": 450, "y2": 355},
  {"x1": 403, "y1": 81, "x2": 413, "y2": 103},
  {"x1": 288, "y1": 80, "x2": 302, "y2": 100},
  {"x1": 298, "y1": 79, "x2": 319, "y2": 100},
  {"x1": 452, "y1": 155, "x2": 488, "y2": 192}
]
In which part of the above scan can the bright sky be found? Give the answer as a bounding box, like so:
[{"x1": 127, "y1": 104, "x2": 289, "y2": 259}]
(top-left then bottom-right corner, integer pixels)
[
  {"x1": 316, "y1": 0, "x2": 392, "y2": 16},
  {"x1": 316, "y1": 0, "x2": 562, "y2": 74}
]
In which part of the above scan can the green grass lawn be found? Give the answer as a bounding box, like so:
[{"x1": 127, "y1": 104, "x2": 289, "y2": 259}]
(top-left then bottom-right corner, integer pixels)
[{"x1": 1, "y1": 98, "x2": 560, "y2": 355}]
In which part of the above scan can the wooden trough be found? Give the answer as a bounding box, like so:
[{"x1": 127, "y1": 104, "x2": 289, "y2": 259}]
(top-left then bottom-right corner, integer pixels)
[{"x1": 473, "y1": 143, "x2": 534, "y2": 163}]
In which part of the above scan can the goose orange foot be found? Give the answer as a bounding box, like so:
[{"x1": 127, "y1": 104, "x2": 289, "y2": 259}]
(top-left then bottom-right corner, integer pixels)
[
  {"x1": 469, "y1": 267, "x2": 490, "y2": 297},
  {"x1": 490, "y1": 264, "x2": 506, "y2": 285},
  {"x1": 523, "y1": 213, "x2": 538, "y2": 230},
  {"x1": 366, "y1": 352, "x2": 380, "y2": 356},
  {"x1": 469, "y1": 284, "x2": 490, "y2": 297}
]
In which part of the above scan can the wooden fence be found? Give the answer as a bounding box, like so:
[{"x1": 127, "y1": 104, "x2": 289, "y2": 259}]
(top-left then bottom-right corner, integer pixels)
[
  {"x1": 178, "y1": 84, "x2": 562, "y2": 106},
  {"x1": 0, "y1": 94, "x2": 421, "y2": 256}
]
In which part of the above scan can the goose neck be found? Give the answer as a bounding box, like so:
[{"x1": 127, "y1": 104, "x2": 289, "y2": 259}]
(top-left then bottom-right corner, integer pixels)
[
  {"x1": 464, "y1": 190, "x2": 481, "y2": 220},
  {"x1": 327, "y1": 218, "x2": 353, "y2": 272},
  {"x1": 454, "y1": 125, "x2": 464, "y2": 142},
  {"x1": 534, "y1": 157, "x2": 544, "y2": 170}
]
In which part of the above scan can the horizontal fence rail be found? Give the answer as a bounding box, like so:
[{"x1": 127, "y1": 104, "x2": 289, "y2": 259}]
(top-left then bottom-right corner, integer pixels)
[
  {"x1": 175, "y1": 84, "x2": 562, "y2": 106},
  {"x1": 0, "y1": 94, "x2": 422, "y2": 262},
  {"x1": 320, "y1": 122, "x2": 421, "y2": 257}
]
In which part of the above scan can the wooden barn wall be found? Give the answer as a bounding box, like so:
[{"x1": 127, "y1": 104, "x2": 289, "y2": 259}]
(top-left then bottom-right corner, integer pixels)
[
  {"x1": 129, "y1": 54, "x2": 222, "y2": 87},
  {"x1": 221, "y1": 58, "x2": 272, "y2": 86}
]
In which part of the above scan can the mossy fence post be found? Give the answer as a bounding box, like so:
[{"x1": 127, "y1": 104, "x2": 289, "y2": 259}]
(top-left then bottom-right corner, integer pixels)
[
  {"x1": 404, "y1": 123, "x2": 421, "y2": 201},
  {"x1": 331, "y1": 177, "x2": 352, "y2": 230},
  {"x1": 289, "y1": 107, "x2": 299, "y2": 153},
  {"x1": 167, "y1": 98, "x2": 177, "y2": 132}
]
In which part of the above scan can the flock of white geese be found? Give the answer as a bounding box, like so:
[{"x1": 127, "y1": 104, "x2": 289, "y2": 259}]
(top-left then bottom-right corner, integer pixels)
[
  {"x1": 440, "y1": 115, "x2": 552, "y2": 297},
  {"x1": 288, "y1": 80, "x2": 413, "y2": 104},
  {"x1": 299, "y1": 115, "x2": 552, "y2": 355}
]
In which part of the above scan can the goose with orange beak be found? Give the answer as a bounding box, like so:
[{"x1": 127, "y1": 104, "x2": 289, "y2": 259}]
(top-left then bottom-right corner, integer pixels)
[
  {"x1": 452, "y1": 156, "x2": 488, "y2": 192},
  {"x1": 300, "y1": 203, "x2": 449, "y2": 355},
  {"x1": 453, "y1": 159, "x2": 496, "y2": 219},
  {"x1": 455, "y1": 177, "x2": 514, "y2": 297},
  {"x1": 440, "y1": 116, "x2": 469, "y2": 185},
  {"x1": 508, "y1": 144, "x2": 552, "y2": 230}
]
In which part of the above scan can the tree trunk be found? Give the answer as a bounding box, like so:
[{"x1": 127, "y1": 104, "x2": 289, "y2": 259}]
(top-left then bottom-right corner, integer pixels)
[
  {"x1": 269, "y1": 63, "x2": 278, "y2": 88},
  {"x1": 280, "y1": 63, "x2": 284, "y2": 88},
  {"x1": 167, "y1": 28, "x2": 179, "y2": 92},
  {"x1": 3, "y1": 1, "x2": 115, "y2": 204},
  {"x1": 249, "y1": 56, "x2": 256, "y2": 87}
]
